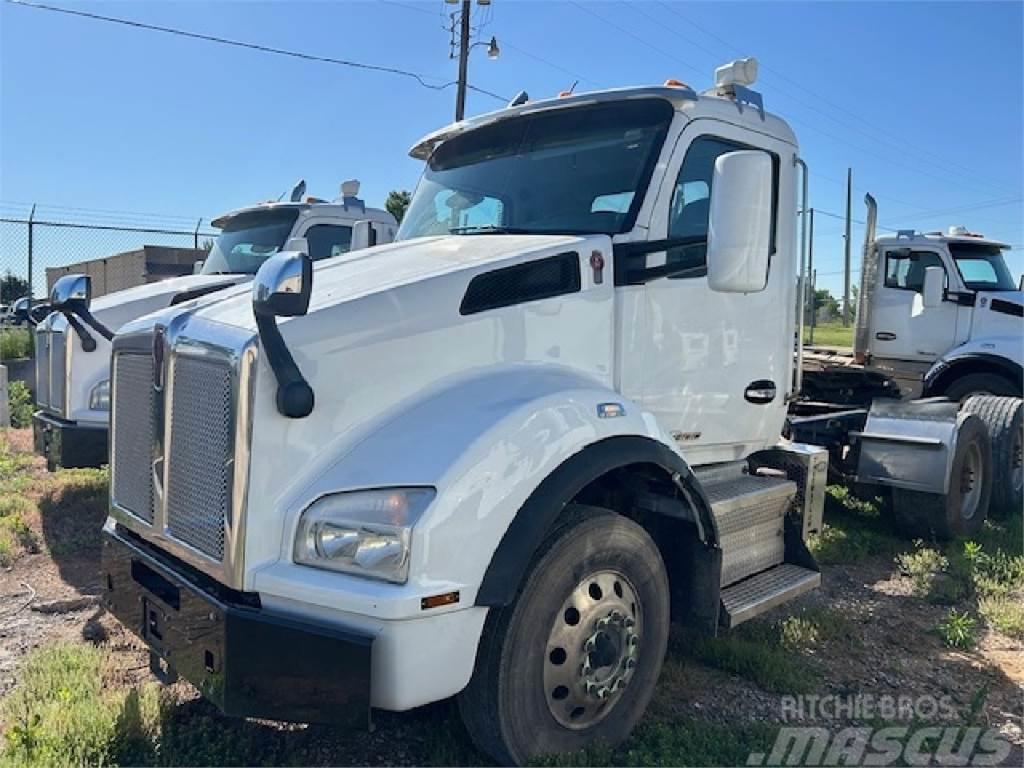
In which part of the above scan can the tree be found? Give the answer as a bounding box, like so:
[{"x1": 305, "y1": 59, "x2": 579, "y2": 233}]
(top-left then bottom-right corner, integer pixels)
[
  {"x1": 0, "y1": 271, "x2": 30, "y2": 303},
  {"x1": 813, "y1": 288, "x2": 839, "y2": 320},
  {"x1": 386, "y1": 189, "x2": 412, "y2": 224}
]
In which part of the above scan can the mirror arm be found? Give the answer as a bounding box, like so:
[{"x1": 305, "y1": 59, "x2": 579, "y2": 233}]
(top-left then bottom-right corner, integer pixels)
[
  {"x1": 70, "y1": 305, "x2": 114, "y2": 342},
  {"x1": 25, "y1": 303, "x2": 52, "y2": 327},
  {"x1": 61, "y1": 312, "x2": 97, "y2": 352},
  {"x1": 254, "y1": 314, "x2": 314, "y2": 418}
]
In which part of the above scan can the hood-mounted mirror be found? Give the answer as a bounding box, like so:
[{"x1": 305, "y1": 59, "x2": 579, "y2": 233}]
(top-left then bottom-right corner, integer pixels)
[
  {"x1": 252, "y1": 250, "x2": 315, "y2": 418},
  {"x1": 48, "y1": 273, "x2": 113, "y2": 351}
]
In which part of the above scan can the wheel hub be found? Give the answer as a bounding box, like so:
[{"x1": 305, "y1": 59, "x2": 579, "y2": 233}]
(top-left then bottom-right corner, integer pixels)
[
  {"x1": 544, "y1": 570, "x2": 642, "y2": 729},
  {"x1": 959, "y1": 442, "x2": 982, "y2": 520}
]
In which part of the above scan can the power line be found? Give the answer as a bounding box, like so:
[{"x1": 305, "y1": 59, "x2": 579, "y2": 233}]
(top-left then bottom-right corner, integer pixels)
[
  {"x1": 7, "y1": 0, "x2": 507, "y2": 103},
  {"x1": 653, "y1": 1, "x2": 1020, "y2": 198},
  {"x1": 629, "y1": 1, "x2": 1018, "y2": 199}
]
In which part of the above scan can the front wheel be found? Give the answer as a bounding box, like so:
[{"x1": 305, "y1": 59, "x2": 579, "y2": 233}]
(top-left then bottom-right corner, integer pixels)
[
  {"x1": 943, "y1": 372, "x2": 1017, "y2": 401},
  {"x1": 459, "y1": 507, "x2": 670, "y2": 766}
]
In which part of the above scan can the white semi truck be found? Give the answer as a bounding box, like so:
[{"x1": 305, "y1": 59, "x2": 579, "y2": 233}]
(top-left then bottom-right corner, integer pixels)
[
  {"x1": 58, "y1": 61, "x2": 1016, "y2": 764},
  {"x1": 31, "y1": 183, "x2": 396, "y2": 470}
]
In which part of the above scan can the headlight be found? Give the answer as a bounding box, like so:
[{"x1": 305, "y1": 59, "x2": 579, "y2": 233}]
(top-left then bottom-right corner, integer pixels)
[
  {"x1": 293, "y1": 488, "x2": 435, "y2": 584},
  {"x1": 89, "y1": 379, "x2": 110, "y2": 411}
]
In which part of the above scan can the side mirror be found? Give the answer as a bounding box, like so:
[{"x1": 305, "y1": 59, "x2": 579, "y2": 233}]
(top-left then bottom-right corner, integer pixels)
[
  {"x1": 193, "y1": 260, "x2": 205, "y2": 275},
  {"x1": 706, "y1": 150, "x2": 773, "y2": 293},
  {"x1": 50, "y1": 274, "x2": 91, "y2": 310},
  {"x1": 921, "y1": 266, "x2": 944, "y2": 309},
  {"x1": 283, "y1": 236, "x2": 309, "y2": 253},
  {"x1": 351, "y1": 221, "x2": 377, "y2": 250},
  {"x1": 252, "y1": 250, "x2": 312, "y2": 318}
]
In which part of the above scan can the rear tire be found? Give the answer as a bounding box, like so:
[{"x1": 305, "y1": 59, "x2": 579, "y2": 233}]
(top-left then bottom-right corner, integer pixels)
[
  {"x1": 962, "y1": 396, "x2": 1023, "y2": 520},
  {"x1": 891, "y1": 414, "x2": 991, "y2": 539},
  {"x1": 943, "y1": 372, "x2": 1017, "y2": 401},
  {"x1": 459, "y1": 507, "x2": 670, "y2": 766}
]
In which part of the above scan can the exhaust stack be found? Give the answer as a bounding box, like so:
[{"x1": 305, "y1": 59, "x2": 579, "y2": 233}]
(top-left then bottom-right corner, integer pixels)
[{"x1": 853, "y1": 194, "x2": 878, "y2": 364}]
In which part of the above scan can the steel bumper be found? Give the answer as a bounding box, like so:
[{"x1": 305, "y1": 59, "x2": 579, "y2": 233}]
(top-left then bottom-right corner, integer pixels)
[
  {"x1": 32, "y1": 411, "x2": 107, "y2": 469},
  {"x1": 101, "y1": 525, "x2": 373, "y2": 726}
]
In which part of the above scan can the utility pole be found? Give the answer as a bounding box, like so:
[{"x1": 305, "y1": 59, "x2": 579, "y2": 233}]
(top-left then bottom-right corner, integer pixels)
[
  {"x1": 810, "y1": 268, "x2": 817, "y2": 345},
  {"x1": 843, "y1": 167, "x2": 852, "y2": 326},
  {"x1": 454, "y1": 0, "x2": 471, "y2": 122}
]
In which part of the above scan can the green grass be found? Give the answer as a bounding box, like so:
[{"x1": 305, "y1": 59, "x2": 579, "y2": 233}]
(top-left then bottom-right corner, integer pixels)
[
  {"x1": 808, "y1": 486, "x2": 901, "y2": 565},
  {"x1": 803, "y1": 322, "x2": 853, "y2": 348},
  {"x1": 0, "y1": 329, "x2": 32, "y2": 360},
  {"x1": 677, "y1": 606, "x2": 853, "y2": 695},
  {"x1": 0, "y1": 642, "x2": 162, "y2": 768}
]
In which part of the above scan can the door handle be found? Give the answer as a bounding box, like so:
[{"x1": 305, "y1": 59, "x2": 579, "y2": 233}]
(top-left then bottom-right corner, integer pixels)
[
  {"x1": 744, "y1": 380, "x2": 776, "y2": 404},
  {"x1": 875, "y1": 331, "x2": 897, "y2": 341}
]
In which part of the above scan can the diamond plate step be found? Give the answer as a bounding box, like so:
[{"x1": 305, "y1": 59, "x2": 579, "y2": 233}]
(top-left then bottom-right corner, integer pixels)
[
  {"x1": 720, "y1": 564, "x2": 820, "y2": 628},
  {"x1": 701, "y1": 473, "x2": 795, "y2": 586}
]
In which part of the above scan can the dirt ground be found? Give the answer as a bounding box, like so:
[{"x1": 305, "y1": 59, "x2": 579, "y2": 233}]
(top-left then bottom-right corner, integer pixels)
[{"x1": 0, "y1": 426, "x2": 1021, "y2": 766}]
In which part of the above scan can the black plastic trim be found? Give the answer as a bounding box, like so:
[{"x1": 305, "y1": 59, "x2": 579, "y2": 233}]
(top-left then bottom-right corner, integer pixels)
[
  {"x1": 921, "y1": 353, "x2": 1023, "y2": 397},
  {"x1": 170, "y1": 281, "x2": 239, "y2": 306},
  {"x1": 32, "y1": 411, "x2": 108, "y2": 469},
  {"x1": 459, "y1": 251, "x2": 581, "y2": 315},
  {"x1": 990, "y1": 298, "x2": 1023, "y2": 317},
  {"x1": 475, "y1": 435, "x2": 715, "y2": 607}
]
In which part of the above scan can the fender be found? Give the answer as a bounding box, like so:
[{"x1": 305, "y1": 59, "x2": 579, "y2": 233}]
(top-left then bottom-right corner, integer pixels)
[
  {"x1": 922, "y1": 344, "x2": 1023, "y2": 397},
  {"x1": 475, "y1": 434, "x2": 715, "y2": 607},
  {"x1": 250, "y1": 364, "x2": 713, "y2": 618}
]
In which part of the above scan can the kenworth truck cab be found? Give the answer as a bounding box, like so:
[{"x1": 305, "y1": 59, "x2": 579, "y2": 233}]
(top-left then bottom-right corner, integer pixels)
[
  {"x1": 97, "y1": 62, "x2": 1003, "y2": 764},
  {"x1": 32, "y1": 184, "x2": 396, "y2": 470},
  {"x1": 853, "y1": 203, "x2": 1022, "y2": 401}
]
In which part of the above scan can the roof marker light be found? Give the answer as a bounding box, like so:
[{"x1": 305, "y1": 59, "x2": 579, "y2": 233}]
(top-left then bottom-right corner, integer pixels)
[{"x1": 664, "y1": 79, "x2": 690, "y2": 89}]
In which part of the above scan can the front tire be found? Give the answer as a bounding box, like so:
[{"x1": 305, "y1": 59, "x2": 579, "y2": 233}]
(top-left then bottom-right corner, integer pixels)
[
  {"x1": 459, "y1": 507, "x2": 670, "y2": 765},
  {"x1": 962, "y1": 396, "x2": 1023, "y2": 519},
  {"x1": 943, "y1": 372, "x2": 1017, "y2": 401}
]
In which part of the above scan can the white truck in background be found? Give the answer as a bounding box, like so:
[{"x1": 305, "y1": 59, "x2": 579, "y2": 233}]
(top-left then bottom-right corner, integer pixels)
[
  {"x1": 56, "y1": 60, "x2": 1017, "y2": 764},
  {"x1": 32, "y1": 182, "x2": 396, "y2": 470}
]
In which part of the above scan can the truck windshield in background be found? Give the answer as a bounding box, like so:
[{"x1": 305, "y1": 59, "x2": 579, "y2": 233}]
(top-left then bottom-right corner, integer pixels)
[
  {"x1": 398, "y1": 99, "x2": 674, "y2": 239},
  {"x1": 950, "y1": 243, "x2": 1017, "y2": 291},
  {"x1": 202, "y1": 208, "x2": 301, "y2": 275}
]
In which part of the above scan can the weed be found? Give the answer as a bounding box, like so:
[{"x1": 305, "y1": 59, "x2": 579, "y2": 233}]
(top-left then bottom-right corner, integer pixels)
[
  {"x1": 937, "y1": 609, "x2": 977, "y2": 649},
  {"x1": 978, "y1": 595, "x2": 1024, "y2": 639},
  {"x1": 6, "y1": 381, "x2": 34, "y2": 429},
  {"x1": 896, "y1": 544, "x2": 950, "y2": 597}
]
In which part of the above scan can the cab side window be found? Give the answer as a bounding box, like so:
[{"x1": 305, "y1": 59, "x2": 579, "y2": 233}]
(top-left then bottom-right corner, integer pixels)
[
  {"x1": 884, "y1": 250, "x2": 946, "y2": 291},
  {"x1": 305, "y1": 224, "x2": 354, "y2": 261},
  {"x1": 666, "y1": 136, "x2": 777, "y2": 278}
]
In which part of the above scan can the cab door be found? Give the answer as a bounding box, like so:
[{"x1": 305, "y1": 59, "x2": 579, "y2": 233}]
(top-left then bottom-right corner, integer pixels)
[
  {"x1": 619, "y1": 120, "x2": 796, "y2": 465},
  {"x1": 870, "y1": 247, "x2": 958, "y2": 362}
]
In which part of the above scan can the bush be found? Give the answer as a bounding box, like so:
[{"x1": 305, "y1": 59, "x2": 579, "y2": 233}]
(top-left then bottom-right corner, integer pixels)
[
  {"x1": 0, "y1": 329, "x2": 32, "y2": 360},
  {"x1": 7, "y1": 380, "x2": 34, "y2": 428},
  {"x1": 938, "y1": 608, "x2": 977, "y2": 649}
]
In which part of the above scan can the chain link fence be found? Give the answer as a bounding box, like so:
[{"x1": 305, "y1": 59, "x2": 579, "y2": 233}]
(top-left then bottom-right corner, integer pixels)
[{"x1": 0, "y1": 202, "x2": 219, "y2": 367}]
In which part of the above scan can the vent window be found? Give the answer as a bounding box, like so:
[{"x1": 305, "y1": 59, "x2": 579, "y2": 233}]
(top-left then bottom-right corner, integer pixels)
[{"x1": 460, "y1": 252, "x2": 581, "y2": 316}]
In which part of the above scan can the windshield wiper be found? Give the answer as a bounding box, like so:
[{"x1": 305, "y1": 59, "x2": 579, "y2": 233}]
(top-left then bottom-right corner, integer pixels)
[{"x1": 449, "y1": 225, "x2": 533, "y2": 235}]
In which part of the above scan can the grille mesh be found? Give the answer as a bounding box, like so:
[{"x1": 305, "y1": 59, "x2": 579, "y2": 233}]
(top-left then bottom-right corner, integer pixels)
[
  {"x1": 112, "y1": 354, "x2": 155, "y2": 523},
  {"x1": 49, "y1": 330, "x2": 66, "y2": 414},
  {"x1": 34, "y1": 332, "x2": 50, "y2": 409},
  {"x1": 165, "y1": 356, "x2": 233, "y2": 560}
]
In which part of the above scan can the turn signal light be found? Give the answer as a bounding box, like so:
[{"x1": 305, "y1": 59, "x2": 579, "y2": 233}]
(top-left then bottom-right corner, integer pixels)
[{"x1": 421, "y1": 591, "x2": 460, "y2": 610}]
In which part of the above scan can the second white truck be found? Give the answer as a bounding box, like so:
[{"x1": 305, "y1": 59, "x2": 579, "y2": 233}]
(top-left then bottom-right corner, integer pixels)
[{"x1": 32, "y1": 183, "x2": 396, "y2": 470}]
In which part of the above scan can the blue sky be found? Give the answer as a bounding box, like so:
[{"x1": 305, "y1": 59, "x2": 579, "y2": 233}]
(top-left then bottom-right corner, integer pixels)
[{"x1": 2, "y1": 0, "x2": 1022, "y2": 298}]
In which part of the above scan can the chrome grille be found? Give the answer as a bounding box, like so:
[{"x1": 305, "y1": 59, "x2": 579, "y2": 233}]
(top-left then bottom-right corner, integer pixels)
[
  {"x1": 49, "y1": 329, "x2": 66, "y2": 414},
  {"x1": 111, "y1": 353, "x2": 155, "y2": 523},
  {"x1": 165, "y1": 356, "x2": 233, "y2": 560},
  {"x1": 33, "y1": 330, "x2": 50, "y2": 408}
]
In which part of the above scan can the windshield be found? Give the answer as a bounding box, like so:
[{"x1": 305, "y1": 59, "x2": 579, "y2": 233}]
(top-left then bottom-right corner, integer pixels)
[
  {"x1": 950, "y1": 243, "x2": 1016, "y2": 291},
  {"x1": 202, "y1": 208, "x2": 300, "y2": 275},
  {"x1": 398, "y1": 99, "x2": 674, "y2": 240}
]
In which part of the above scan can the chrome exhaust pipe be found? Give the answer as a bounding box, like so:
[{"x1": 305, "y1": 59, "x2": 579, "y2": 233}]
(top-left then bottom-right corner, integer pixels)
[{"x1": 853, "y1": 194, "x2": 877, "y2": 364}]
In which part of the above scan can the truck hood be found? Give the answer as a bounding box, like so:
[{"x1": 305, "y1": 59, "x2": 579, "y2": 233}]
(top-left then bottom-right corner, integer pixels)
[
  {"x1": 90, "y1": 273, "x2": 250, "y2": 331},
  {"x1": 186, "y1": 234, "x2": 597, "y2": 332}
]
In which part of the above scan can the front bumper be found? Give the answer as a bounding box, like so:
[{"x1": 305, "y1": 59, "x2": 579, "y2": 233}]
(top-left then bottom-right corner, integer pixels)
[
  {"x1": 101, "y1": 524, "x2": 373, "y2": 725},
  {"x1": 32, "y1": 411, "x2": 107, "y2": 470}
]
